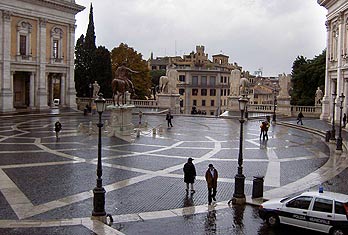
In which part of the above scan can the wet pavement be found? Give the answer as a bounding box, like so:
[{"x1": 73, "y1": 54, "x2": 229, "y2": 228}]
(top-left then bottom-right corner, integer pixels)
[{"x1": 0, "y1": 110, "x2": 346, "y2": 234}]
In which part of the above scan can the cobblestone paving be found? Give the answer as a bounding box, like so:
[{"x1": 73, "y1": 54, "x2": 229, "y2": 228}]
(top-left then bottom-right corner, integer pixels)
[{"x1": 0, "y1": 112, "x2": 345, "y2": 234}]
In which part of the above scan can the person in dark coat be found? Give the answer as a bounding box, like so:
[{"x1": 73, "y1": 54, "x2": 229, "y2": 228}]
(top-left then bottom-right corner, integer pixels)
[
  {"x1": 205, "y1": 164, "x2": 218, "y2": 205},
  {"x1": 54, "y1": 120, "x2": 62, "y2": 141},
  {"x1": 297, "y1": 111, "x2": 304, "y2": 125},
  {"x1": 183, "y1": 157, "x2": 196, "y2": 194},
  {"x1": 166, "y1": 111, "x2": 173, "y2": 128}
]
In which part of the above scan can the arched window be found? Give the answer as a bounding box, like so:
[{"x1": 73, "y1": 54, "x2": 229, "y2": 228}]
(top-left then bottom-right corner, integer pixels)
[
  {"x1": 51, "y1": 26, "x2": 63, "y2": 63},
  {"x1": 16, "y1": 20, "x2": 32, "y2": 60}
]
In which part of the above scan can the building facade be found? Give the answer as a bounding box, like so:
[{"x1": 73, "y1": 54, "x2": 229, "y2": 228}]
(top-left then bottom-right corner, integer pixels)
[
  {"x1": 0, "y1": 0, "x2": 84, "y2": 112},
  {"x1": 149, "y1": 46, "x2": 242, "y2": 115},
  {"x1": 318, "y1": 0, "x2": 348, "y2": 121}
]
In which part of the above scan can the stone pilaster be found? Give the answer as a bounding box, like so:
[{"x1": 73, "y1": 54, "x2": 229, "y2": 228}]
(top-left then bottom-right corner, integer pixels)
[
  {"x1": 66, "y1": 24, "x2": 77, "y2": 109},
  {"x1": 321, "y1": 20, "x2": 332, "y2": 120},
  {"x1": 29, "y1": 73, "x2": 35, "y2": 108},
  {"x1": 0, "y1": 10, "x2": 14, "y2": 112},
  {"x1": 37, "y1": 18, "x2": 49, "y2": 109},
  {"x1": 60, "y1": 74, "x2": 66, "y2": 107}
]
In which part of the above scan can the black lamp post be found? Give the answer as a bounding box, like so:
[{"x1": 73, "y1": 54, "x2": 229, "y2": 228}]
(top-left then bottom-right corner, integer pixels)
[
  {"x1": 272, "y1": 90, "x2": 277, "y2": 122},
  {"x1": 330, "y1": 92, "x2": 337, "y2": 141},
  {"x1": 92, "y1": 93, "x2": 106, "y2": 218},
  {"x1": 232, "y1": 95, "x2": 248, "y2": 204},
  {"x1": 336, "y1": 93, "x2": 345, "y2": 150}
]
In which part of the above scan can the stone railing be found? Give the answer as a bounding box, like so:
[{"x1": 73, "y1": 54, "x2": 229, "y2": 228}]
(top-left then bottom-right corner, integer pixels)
[
  {"x1": 247, "y1": 104, "x2": 273, "y2": 112},
  {"x1": 290, "y1": 105, "x2": 322, "y2": 117},
  {"x1": 76, "y1": 97, "x2": 322, "y2": 118},
  {"x1": 130, "y1": 99, "x2": 158, "y2": 108}
]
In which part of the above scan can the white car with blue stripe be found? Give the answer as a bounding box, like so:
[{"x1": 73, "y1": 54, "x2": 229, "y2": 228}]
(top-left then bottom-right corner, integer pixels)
[{"x1": 259, "y1": 191, "x2": 348, "y2": 235}]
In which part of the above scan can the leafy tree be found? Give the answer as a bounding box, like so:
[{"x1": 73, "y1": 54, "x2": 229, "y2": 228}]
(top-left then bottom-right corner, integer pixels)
[
  {"x1": 291, "y1": 50, "x2": 326, "y2": 106},
  {"x1": 110, "y1": 43, "x2": 151, "y2": 99},
  {"x1": 95, "y1": 46, "x2": 113, "y2": 98},
  {"x1": 150, "y1": 69, "x2": 166, "y2": 86},
  {"x1": 74, "y1": 3, "x2": 97, "y2": 97},
  {"x1": 74, "y1": 35, "x2": 86, "y2": 97}
]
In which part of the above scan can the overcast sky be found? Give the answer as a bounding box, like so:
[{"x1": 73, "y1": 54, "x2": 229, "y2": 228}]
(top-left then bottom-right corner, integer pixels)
[{"x1": 75, "y1": 0, "x2": 327, "y2": 77}]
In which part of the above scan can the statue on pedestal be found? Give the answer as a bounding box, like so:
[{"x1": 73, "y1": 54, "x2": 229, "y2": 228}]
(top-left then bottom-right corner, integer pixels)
[
  {"x1": 230, "y1": 69, "x2": 241, "y2": 96},
  {"x1": 112, "y1": 62, "x2": 138, "y2": 106},
  {"x1": 92, "y1": 81, "x2": 100, "y2": 98},
  {"x1": 315, "y1": 87, "x2": 323, "y2": 105},
  {"x1": 279, "y1": 73, "x2": 291, "y2": 97},
  {"x1": 159, "y1": 64, "x2": 178, "y2": 94}
]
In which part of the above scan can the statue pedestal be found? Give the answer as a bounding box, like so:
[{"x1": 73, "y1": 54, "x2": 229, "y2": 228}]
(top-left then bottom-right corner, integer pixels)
[
  {"x1": 277, "y1": 96, "x2": 291, "y2": 116},
  {"x1": 157, "y1": 93, "x2": 180, "y2": 113},
  {"x1": 106, "y1": 105, "x2": 135, "y2": 141},
  {"x1": 227, "y1": 96, "x2": 241, "y2": 112}
]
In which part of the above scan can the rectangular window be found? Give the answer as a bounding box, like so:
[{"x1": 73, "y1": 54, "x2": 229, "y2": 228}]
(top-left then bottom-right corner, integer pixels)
[
  {"x1": 210, "y1": 89, "x2": 216, "y2": 96},
  {"x1": 335, "y1": 202, "x2": 348, "y2": 215},
  {"x1": 211, "y1": 100, "x2": 215, "y2": 106},
  {"x1": 224, "y1": 89, "x2": 227, "y2": 96},
  {"x1": 53, "y1": 40, "x2": 59, "y2": 58},
  {"x1": 201, "y1": 76, "x2": 207, "y2": 86},
  {"x1": 201, "y1": 89, "x2": 207, "y2": 96},
  {"x1": 228, "y1": 89, "x2": 230, "y2": 96},
  {"x1": 220, "y1": 76, "x2": 223, "y2": 83},
  {"x1": 313, "y1": 198, "x2": 333, "y2": 213},
  {"x1": 192, "y1": 89, "x2": 198, "y2": 96},
  {"x1": 224, "y1": 77, "x2": 227, "y2": 83},
  {"x1": 20, "y1": 35, "x2": 27, "y2": 55},
  {"x1": 179, "y1": 75, "x2": 186, "y2": 82},
  {"x1": 202, "y1": 100, "x2": 206, "y2": 106},
  {"x1": 209, "y1": 76, "x2": 216, "y2": 86},
  {"x1": 193, "y1": 100, "x2": 197, "y2": 106},
  {"x1": 221, "y1": 89, "x2": 223, "y2": 96},
  {"x1": 192, "y1": 76, "x2": 198, "y2": 86}
]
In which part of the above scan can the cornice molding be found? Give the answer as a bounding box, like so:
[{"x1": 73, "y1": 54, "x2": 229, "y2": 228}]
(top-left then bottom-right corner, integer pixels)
[
  {"x1": 318, "y1": 0, "x2": 338, "y2": 9},
  {"x1": 19, "y1": 0, "x2": 85, "y2": 14}
]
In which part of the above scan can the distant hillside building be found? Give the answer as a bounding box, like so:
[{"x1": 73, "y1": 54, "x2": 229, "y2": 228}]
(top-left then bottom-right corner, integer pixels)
[
  {"x1": 318, "y1": 0, "x2": 348, "y2": 121},
  {"x1": 148, "y1": 45, "x2": 243, "y2": 115},
  {"x1": 0, "y1": 0, "x2": 84, "y2": 112}
]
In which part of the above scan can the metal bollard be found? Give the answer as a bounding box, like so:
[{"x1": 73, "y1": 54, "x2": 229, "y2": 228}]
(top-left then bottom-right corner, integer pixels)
[
  {"x1": 325, "y1": 130, "x2": 331, "y2": 142},
  {"x1": 252, "y1": 176, "x2": 264, "y2": 198}
]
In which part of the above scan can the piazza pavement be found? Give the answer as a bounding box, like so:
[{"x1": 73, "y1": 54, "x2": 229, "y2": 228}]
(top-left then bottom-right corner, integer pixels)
[{"x1": 0, "y1": 108, "x2": 347, "y2": 234}]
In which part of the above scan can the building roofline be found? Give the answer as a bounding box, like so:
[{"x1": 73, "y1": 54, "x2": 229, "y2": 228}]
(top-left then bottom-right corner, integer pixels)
[{"x1": 21, "y1": 0, "x2": 85, "y2": 14}]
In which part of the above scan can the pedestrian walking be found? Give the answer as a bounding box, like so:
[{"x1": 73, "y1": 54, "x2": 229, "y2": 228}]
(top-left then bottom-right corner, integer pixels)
[
  {"x1": 297, "y1": 111, "x2": 304, "y2": 125},
  {"x1": 343, "y1": 113, "x2": 346, "y2": 128},
  {"x1": 183, "y1": 157, "x2": 196, "y2": 194},
  {"x1": 166, "y1": 111, "x2": 173, "y2": 128},
  {"x1": 54, "y1": 120, "x2": 62, "y2": 141},
  {"x1": 205, "y1": 164, "x2": 218, "y2": 205},
  {"x1": 138, "y1": 111, "x2": 143, "y2": 127},
  {"x1": 259, "y1": 121, "x2": 269, "y2": 140}
]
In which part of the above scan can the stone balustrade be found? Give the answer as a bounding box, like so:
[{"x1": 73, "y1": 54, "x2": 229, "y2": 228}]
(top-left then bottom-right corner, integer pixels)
[{"x1": 76, "y1": 97, "x2": 322, "y2": 117}]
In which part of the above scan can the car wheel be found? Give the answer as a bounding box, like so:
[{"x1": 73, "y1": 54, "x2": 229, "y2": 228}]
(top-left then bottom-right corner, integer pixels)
[
  {"x1": 266, "y1": 213, "x2": 279, "y2": 227},
  {"x1": 330, "y1": 227, "x2": 344, "y2": 235}
]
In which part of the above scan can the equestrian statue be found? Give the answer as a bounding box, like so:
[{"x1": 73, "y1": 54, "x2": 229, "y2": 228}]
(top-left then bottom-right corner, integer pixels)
[{"x1": 111, "y1": 62, "x2": 138, "y2": 106}]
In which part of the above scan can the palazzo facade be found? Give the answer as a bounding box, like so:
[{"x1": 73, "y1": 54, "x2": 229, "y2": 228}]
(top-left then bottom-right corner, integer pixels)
[
  {"x1": 318, "y1": 0, "x2": 348, "y2": 121},
  {"x1": 0, "y1": 0, "x2": 84, "y2": 112}
]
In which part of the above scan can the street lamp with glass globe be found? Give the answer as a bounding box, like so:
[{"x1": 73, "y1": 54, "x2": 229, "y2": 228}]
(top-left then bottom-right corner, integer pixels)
[
  {"x1": 336, "y1": 93, "x2": 345, "y2": 150},
  {"x1": 330, "y1": 93, "x2": 337, "y2": 141},
  {"x1": 231, "y1": 95, "x2": 248, "y2": 205},
  {"x1": 92, "y1": 93, "x2": 107, "y2": 219}
]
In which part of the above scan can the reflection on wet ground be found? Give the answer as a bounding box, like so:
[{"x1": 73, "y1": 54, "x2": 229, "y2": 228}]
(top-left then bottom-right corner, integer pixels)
[{"x1": 114, "y1": 204, "x2": 325, "y2": 234}]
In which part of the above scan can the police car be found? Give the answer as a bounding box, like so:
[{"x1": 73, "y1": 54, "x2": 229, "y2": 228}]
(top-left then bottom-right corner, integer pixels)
[{"x1": 259, "y1": 190, "x2": 348, "y2": 235}]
